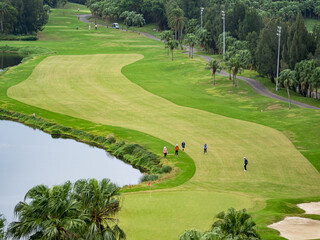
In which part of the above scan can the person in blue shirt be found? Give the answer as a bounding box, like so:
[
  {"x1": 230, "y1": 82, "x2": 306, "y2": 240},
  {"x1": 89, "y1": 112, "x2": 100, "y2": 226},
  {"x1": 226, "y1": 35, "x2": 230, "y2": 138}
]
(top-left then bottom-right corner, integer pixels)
[
  {"x1": 244, "y1": 157, "x2": 248, "y2": 171},
  {"x1": 181, "y1": 141, "x2": 185, "y2": 151},
  {"x1": 203, "y1": 143, "x2": 207, "y2": 153}
]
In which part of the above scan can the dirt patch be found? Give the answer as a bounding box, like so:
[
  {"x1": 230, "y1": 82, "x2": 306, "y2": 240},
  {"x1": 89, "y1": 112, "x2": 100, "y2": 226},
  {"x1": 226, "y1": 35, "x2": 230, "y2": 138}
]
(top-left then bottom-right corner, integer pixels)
[
  {"x1": 266, "y1": 103, "x2": 285, "y2": 110},
  {"x1": 297, "y1": 202, "x2": 320, "y2": 215},
  {"x1": 268, "y1": 217, "x2": 320, "y2": 240}
]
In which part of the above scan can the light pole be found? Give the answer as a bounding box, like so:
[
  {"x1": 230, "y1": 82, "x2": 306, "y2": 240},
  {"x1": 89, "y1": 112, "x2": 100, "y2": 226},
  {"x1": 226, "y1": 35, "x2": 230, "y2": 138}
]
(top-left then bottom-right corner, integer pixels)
[
  {"x1": 276, "y1": 26, "x2": 281, "y2": 91},
  {"x1": 221, "y1": 11, "x2": 225, "y2": 60},
  {"x1": 200, "y1": 7, "x2": 204, "y2": 31}
]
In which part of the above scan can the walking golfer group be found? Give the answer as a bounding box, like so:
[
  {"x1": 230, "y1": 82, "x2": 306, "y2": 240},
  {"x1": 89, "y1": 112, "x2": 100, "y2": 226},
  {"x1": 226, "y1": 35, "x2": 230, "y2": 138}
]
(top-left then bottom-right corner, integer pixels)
[{"x1": 163, "y1": 142, "x2": 249, "y2": 171}]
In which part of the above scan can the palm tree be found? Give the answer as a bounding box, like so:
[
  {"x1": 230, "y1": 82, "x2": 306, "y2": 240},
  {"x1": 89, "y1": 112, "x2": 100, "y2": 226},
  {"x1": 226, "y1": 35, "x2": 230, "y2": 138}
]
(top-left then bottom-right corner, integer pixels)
[
  {"x1": 179, "y1": 229, "x2": 203, "y2": 240},
  {"x1": 279, "y1": 69, "x2": 297, "y2": 109},
  {"x1": 212, "y1": 208, "x2": 260, "y2": 239},
  {"x1": 184, "y1": 33, "x2": 198, "y2": 58},
  {"x1": 311, "y1": 67, "x2": 320, "y2": 99},
  {"x1": 73, "y1": 179, "x2": 126, "y2": 240},
  {"x1": 7, "y1": 182, "x2": 86, "y2": 240},
  {"x1": 0, "y1": 2, "x2": 9, "y2": 33},
  {"x1": 168, "y1": 8, "x2": 187, "y2": 50},
  {"x1": 206, "y1": 59, "x2": 222, "y2": 85},
  {"x1": 228, "y1": 50, "x2": 251, "y2": 87},
  {"x1": 0, "y1": 214, "x2": 5, "y2": 240},
  {"x1": 167, "y1": 40, "x2": 179, "y2": 61},
  {"x1": 160, "y1": 30, "x2": 173, "y2": 56},
  {"x1": 179, "y1": 228, "x2": 223, "y2": 240}
]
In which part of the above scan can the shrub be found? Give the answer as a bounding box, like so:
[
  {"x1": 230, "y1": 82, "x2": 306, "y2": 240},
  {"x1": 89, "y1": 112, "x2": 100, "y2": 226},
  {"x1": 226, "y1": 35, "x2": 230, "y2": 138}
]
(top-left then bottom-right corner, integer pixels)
[
  {"x1": 140, "y1": 174, "x2": 159, "y2": 182},
  {"x1": 161, "y1": 165, "x2": 172, "y2": 173},
  {"x1": 106, "y1": 135, "x2": 116, "y2": 144}
]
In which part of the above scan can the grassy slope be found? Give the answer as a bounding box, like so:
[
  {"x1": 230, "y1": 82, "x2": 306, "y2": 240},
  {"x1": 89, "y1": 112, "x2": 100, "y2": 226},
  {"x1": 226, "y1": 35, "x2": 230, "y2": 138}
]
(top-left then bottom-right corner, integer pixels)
[{"x1": 1, "y1": 4, "x2": 320, "y2": 239}]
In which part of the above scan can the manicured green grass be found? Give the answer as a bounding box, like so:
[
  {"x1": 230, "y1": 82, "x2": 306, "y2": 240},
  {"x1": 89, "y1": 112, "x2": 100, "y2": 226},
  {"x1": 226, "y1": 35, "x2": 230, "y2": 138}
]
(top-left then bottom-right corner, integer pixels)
[
  {"x1": 304, "y1": 18, "x2": 320, "y2": 32},
  {"x1": 1, "y1": 3, "x2": 320, "y2": 239}
]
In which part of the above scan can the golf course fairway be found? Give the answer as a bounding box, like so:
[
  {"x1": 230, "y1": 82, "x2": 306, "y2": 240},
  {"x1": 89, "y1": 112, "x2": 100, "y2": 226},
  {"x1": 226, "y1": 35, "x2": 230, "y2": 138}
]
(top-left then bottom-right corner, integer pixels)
[{"x1": 1, "y1": 4, "x2": 320, "y2": 239}]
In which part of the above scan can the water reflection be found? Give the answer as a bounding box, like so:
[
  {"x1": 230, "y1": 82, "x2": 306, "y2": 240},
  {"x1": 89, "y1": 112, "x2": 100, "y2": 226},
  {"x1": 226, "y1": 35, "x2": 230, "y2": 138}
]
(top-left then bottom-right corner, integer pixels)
[
  {"x1": 0, "y1": 120, "x2": 142, "y2": 222},
  {"x1": 0, "y1": 52, "x2": 23, "y2": 71}
]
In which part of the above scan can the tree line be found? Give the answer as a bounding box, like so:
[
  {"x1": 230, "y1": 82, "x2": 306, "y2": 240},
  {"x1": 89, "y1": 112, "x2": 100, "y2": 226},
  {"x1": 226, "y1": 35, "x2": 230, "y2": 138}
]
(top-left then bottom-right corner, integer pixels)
[{"x1": 0, "y1": 0, "x2": 51, "y2": 35}]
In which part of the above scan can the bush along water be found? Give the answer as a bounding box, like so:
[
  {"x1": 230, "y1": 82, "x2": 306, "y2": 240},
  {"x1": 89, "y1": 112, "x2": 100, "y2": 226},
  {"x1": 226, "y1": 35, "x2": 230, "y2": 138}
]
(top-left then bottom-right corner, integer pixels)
[{"x1": 0, "y1": 108, "x2": 171, "y2": 178}]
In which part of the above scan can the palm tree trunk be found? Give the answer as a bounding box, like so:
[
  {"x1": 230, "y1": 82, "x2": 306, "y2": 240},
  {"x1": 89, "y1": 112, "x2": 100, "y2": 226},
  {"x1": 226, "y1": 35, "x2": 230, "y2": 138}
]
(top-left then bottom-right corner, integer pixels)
[
  {"x1": 191, "y1": 46, "x2": 193, "y2": 58},
  {"x1": 180, "y1": 28, "x2": 183, "y2": 50},
  {"x1": 287, "y1": 87, "x2": 291, "y2": 109},
  {"x1": 213, "y1": 74, "x2": 215, "y2": 85},
  {"x1": 0, "y1": 13, "x2": 3, "y2": 33},
  {"x1": 171, "y1": 49, "x2": 173, "y2": 61}
]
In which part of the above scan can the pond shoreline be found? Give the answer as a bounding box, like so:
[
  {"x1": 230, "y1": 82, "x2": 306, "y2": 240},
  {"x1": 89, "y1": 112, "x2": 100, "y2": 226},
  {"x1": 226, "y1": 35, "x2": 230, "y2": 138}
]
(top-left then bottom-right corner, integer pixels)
[{"x1": 0, "y1": 108, "x2": 165, "y2": 180}]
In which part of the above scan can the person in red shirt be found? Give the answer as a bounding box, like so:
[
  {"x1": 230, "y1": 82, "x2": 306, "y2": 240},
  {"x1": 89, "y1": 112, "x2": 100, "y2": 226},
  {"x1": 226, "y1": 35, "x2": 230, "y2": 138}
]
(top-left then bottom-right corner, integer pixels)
[{"x1": 175, "y1": 144, "x2": 179, "y2": 155}]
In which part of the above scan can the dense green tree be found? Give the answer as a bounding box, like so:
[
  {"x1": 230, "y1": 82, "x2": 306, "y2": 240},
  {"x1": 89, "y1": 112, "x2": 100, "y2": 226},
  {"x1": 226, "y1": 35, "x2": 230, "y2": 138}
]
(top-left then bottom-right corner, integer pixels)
[
  {"x1": 206, "y1": 59, "x2": 222, "y2": 85},
  {"x1": 284, "y1": 13, "x2": 313, "y2": 69},
  {"x1": 0, "y1": 2, "x2": 17, "y2": 34},
  {"x1": 212, "y1": 208, "x2": 260, "y2": 239},
  {"x1": 255, "y1": 18, "x2": 279, "y2": 82},
  {"x1": 185, "y1": 18, "x2": 198, "y2": 34},
  {"x1": 203, "y1": 5, "x2": 221, "y2": 53},
  {"x1": 238, "y1": 8, "x2": 263, "y2": 40},
  {"x1": 279, "y1": 69, "x2": 297, "y2": 109}
]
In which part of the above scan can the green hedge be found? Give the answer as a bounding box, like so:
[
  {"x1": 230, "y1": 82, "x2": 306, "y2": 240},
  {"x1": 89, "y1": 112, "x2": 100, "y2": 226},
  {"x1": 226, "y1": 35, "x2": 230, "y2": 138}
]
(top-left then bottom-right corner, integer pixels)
[
  {"x1": 0, "y1": 34, "x2": 38, "y2": 41},
  {"x1": 0, "y1": 108, "x2": 164, "y2": 175}
]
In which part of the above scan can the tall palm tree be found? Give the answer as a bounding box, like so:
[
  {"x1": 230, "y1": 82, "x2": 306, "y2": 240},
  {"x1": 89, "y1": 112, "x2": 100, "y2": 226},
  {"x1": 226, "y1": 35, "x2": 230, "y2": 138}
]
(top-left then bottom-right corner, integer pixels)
[
  {"x1": 160, "y1": 30, "x2": 173, "y2": 56},
  {"x1": 7, "y1": 182, "x2": 86, "y2": 240},
  {"x1": 167, "y1": 40, "x2": 179, "y2": 61},
  {"x1": 73, "y1": 179, "x2": 126, "y2": 240},
  {"x1": 279, "y1": 69, "x2": 297, "y2": 109},
  {"x1": 206, "y1": 59, "x2": 222, "y2": 85},
  {"x1": 168, "y1": 8, "x2": 187, "y2": 50},
  {"x1": 212, "y1": 208, "x2": 260, "y2": 239},
  {"x1": 184, "y1": 33, "x2": 198, "y2": 58}
]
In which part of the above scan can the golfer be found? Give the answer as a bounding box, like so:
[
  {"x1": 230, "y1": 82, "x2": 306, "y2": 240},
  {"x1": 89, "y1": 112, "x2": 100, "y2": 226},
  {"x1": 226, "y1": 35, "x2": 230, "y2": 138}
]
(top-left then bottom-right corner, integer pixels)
[
  {"x1": 175, "y1": 144, "x2": 179, "y2": 155},
  {"x1": 163, "y1": 147, "x2": 167, "y2": 158},
  {"x1": 181, "y1": 141, "x2": 185, "y2": 151},
  {"x1": 203, "y1": 143, "x2": 207, "y2": 153},
  {"x1": 244, "y1": 157, "x2": 248, "y2": 171}
]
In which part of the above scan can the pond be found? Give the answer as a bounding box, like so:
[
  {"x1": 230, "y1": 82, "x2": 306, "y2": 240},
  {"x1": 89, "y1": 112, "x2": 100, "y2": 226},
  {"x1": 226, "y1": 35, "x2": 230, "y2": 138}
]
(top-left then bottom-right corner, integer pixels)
[
  {"x1": 0, "y1": 120, "x2": 142, "y2": 222},
  {"x1": 0, "y1": 52, "x2": 23, "y2": 71}
]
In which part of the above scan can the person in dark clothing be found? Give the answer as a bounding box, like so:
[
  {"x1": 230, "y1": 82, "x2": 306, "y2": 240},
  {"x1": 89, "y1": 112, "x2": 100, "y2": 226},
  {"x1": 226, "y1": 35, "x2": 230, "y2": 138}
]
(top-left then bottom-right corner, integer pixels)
[
  {"x1": 244, "y1": 157, "x2": 248, "y2": 171},
  {"x1": 203, "y1": 143, "x2": 207, "y2": 153},
  {"x1": 181, "y1": 141, "x2": 185, "y2": 151}
]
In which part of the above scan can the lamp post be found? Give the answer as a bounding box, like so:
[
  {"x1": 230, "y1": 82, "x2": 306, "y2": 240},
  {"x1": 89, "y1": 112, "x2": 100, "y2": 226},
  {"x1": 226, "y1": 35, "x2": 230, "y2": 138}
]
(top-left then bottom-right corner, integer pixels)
[
  {"x1": 221, "y1": 11, "x2": 225, "y2": 60},
  {"x1": 276, "y1": 26, "x2": 281, "y2": 91},
  {"x1": 200, "y1": 7, "x2": 204, "y2": 31}
]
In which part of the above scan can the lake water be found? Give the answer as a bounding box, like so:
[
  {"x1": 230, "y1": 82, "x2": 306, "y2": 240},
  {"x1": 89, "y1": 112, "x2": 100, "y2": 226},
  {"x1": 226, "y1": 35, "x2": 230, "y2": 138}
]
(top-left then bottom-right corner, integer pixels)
[
  {"x1": 0, "y1": 52, "x2": 23, "y2": 71},
  {"x1": 0, "y1": 120, "x2": 142, "y2": 222}
]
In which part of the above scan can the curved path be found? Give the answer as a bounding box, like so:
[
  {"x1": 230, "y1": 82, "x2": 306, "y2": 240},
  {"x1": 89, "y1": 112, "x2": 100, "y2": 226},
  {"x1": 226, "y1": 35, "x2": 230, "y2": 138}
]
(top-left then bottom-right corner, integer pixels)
[{"x1": 77, "y1": 14, "x2": 320, "y2": 110}]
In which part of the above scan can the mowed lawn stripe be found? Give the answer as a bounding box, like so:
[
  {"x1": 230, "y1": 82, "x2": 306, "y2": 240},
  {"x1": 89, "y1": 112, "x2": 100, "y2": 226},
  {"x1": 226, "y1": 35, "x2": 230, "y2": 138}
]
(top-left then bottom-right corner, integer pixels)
[{"x1": 8, "y1": 54, "x2": 320, "y2": 197}]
